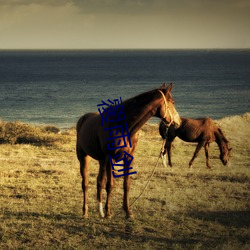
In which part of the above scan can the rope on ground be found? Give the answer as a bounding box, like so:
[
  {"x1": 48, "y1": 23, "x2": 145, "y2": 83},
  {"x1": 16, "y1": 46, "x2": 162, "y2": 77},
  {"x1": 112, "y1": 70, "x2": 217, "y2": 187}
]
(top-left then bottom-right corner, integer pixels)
[
  {"x1": 112, "y1": 138, "x2": 166, "y2": 217},
  {"x1": 128, "y1": 138, "x2": 166, "y2": 208}
]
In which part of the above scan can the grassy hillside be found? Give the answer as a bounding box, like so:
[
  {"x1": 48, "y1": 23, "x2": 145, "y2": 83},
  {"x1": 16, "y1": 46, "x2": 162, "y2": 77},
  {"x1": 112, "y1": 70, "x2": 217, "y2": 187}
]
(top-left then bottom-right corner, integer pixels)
[{"x1": 0, "y1": 113, "x2": 249, "y2": 249}]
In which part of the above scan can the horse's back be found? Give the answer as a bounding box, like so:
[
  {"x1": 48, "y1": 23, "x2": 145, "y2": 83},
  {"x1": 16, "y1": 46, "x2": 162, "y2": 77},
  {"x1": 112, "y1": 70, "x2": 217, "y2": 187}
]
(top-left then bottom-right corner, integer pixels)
[
  {"x1": 177, "y1": 117, "x2": 216, "y2": 142},
  {"x1": 182, "y1": 117, "x2": 214, "y2": 128},
  {"x1": 76, "y1": 113, "x2": 98, "y2": 132},
  {"x1": 201, "y1": 117, "x2": 217, "y2": 132}
]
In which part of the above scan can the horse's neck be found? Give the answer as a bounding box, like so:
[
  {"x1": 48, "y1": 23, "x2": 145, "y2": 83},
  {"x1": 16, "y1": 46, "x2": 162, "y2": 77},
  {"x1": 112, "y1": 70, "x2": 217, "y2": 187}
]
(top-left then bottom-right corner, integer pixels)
[
  {"x1": 124, "y1": 93, "x2": 160, "y2": 136},
  {"x1": 215, "y1": 130, "x2": 228, "y2": 154},
  {"x1": 129, "y1": 109, "x2": 156, "y2": 136}
]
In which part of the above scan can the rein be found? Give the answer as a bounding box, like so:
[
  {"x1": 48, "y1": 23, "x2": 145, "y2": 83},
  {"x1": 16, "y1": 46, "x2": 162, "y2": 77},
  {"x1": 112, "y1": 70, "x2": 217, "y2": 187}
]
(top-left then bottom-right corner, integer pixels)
[{"x1": 157, "y1": 90, "x2": 173, "y2": 127}]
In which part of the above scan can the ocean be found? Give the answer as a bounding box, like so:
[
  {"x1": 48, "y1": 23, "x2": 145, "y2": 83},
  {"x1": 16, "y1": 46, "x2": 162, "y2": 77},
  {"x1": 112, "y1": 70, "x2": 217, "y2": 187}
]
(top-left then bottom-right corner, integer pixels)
[{"x1": 0, "y1": 50, "x2": 249, "y2": 129}]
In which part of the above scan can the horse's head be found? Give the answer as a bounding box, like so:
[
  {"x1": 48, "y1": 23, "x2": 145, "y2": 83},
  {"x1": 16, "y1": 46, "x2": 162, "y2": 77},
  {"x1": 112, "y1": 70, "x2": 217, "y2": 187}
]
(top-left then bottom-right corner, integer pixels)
[
  {"x1": 220, "y1": 147, "x2": 232, "y2": 165},
  {"x1": 157, "y1": 83, "x2": 181, "y2": 129},
  {"x1": 217, "y1": 128, "x2": 232, "y2": 166},
  {"x1": 220, "y1": 143, "x2": 232, "y2": 166}
]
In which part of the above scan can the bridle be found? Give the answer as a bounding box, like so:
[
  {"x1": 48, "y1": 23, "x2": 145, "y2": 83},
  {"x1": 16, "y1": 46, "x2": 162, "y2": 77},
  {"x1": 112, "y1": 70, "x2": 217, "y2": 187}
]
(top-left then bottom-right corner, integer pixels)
[{"x1": 157, "y1": 90, "x2": 175, "y2": 127}]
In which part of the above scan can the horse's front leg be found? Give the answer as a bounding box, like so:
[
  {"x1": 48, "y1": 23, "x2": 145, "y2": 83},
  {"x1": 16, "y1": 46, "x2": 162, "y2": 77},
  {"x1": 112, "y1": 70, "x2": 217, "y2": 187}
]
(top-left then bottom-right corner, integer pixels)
[
  {"x1": 189, "y1": 141, "x2": 205, "y2": 168},
  {"x1": 166, "y1": 140, "x2": 173, "y2": 167},
  {"x1": 204, "y1": 142, "x2": 212, "y2": 169},
  {"x1": 160, "y1": 139, "x2": 167, "y2": 168},
  {"x1": 97, "y1": 160, "x2": 106, "y2": 218},
  {"x1": 123, "y1": 173, "x2": 133, "y2": 219}
]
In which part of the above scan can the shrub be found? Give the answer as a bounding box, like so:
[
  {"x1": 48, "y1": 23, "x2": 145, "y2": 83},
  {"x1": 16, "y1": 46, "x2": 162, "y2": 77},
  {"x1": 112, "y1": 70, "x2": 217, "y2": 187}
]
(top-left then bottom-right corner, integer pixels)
[
  {"x1": 0, "y1": 121, "x2": 69, "y2": 146},
  {"x1": 43, "y1": 125, "x2": 60, "y2": 134}
]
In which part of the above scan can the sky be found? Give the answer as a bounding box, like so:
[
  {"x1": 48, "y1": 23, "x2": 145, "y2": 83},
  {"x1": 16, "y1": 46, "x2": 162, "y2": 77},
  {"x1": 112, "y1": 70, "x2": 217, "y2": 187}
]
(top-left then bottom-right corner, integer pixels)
[{"x1": 0, "y1": 0, "x2": 249, "y2": 49}]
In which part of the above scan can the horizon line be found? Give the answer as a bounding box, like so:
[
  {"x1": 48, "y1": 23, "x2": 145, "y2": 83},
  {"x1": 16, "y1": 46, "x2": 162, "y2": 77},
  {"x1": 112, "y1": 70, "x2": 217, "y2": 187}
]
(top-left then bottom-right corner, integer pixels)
[{"x1": 0, "y1": 48, "x2": 249, "y2": 51}]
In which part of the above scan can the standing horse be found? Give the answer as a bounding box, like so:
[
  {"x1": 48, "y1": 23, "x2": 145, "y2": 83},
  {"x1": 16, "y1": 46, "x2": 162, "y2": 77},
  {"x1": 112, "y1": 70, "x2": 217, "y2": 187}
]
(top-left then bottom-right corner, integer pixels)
[
  {"x1": 76, "y1": 83, "x2": 181, "y2": 219},
  {"x1": 159, "y1": 117, "x2": 232, "y2": 169}
]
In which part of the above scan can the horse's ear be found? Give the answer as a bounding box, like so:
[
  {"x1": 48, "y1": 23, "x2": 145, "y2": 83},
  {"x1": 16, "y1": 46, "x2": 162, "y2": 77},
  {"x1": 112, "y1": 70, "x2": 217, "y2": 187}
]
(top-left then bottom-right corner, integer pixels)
[
  {"x1": 159, "y1": 83, "x2": 167, "y2": 90},
  {"x1": 166, "y1": 83, "x2": 173, "y2": 94}
]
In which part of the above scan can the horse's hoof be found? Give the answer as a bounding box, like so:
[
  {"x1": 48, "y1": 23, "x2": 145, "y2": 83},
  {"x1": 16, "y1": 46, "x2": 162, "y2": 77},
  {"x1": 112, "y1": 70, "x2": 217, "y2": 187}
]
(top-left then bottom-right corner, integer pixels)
[
  {"x1": 83, "y1": 214, "x2": 89, "y2": 219},
  {"x1": 125, "y1": 213, "x2": 134, "y2": 220},
  {"x1": 105, "y1": 214, "x2": 111, "y2": 219}
]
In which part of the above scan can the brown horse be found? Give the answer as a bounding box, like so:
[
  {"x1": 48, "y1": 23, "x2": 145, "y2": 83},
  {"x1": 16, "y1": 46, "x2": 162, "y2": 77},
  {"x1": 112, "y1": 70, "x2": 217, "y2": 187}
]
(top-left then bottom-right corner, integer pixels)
[
  {"x1": 159, "y1": 117, "x2": 232, "y2": 169},
  {"x1": 76, "y1": 83, "x2": 181, "y2": 219}
]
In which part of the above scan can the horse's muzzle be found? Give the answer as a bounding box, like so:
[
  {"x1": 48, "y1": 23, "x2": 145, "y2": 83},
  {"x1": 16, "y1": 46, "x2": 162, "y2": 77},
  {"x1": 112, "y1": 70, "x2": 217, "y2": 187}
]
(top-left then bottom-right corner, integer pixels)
[
  {"x1": 172, "y1": 121, "x2": 181, "y2": 129},
  {"x1": 172, "y1": 117, "x2": 182, "y2": 129},
  {"x1": 173, "y1": 114, "x2": 182, "y2": 129},
  {"x1": 221, "y1": 158, "x2": 229, "y2": 166}
]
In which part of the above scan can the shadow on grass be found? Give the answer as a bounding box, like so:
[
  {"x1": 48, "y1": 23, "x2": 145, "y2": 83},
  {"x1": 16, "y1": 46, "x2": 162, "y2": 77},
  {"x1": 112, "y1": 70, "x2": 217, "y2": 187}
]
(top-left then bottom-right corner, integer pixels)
[
  {"x1": 3, "y1": 209, "x2": 249, "y2": 248},
  {"x1": 2, "y1": 210, "x2": 78, "y2": 222},
  {"x1": 189, "y1": 210, "x2": 250, "y2": 228},
  {"x1": 187, "y1": 173, "x2": 250, "y2": 184},
  {"x1": 1, "y1": 210, "x2": 205, "y2": 247}
]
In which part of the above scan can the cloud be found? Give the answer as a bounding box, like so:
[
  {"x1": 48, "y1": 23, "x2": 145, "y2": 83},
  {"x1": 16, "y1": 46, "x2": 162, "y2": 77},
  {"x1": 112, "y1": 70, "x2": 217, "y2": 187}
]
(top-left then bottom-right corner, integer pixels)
[
  {"x1": 0, "y1": 2, "x2": 97, "y2": 49},
  {"x1": 0, "y1": 0, "x2": 70, "y2": 7},
  {"x1": 0, "y1": 0, "x2": 249, "y2": 49},
  {"x1": 70, "y1": 0, "x2": 250, "y2": 13},
  {"x1": 1, "y1": 0, "x2": 249, "y2": 14}
]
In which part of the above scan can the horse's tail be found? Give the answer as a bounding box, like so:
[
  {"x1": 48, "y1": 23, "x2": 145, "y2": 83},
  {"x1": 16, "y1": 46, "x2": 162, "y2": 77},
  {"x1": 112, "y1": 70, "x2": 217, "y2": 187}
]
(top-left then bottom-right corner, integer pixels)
[{"x1": 159, "y1": 121, "x2": 168, "y2": 139}]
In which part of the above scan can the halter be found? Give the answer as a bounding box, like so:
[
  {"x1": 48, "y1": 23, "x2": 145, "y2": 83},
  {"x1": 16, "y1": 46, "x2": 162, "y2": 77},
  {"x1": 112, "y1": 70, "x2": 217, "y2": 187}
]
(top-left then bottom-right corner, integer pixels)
[{"x1": 157, "y1": 90, "x2": 174, "y2": 127}]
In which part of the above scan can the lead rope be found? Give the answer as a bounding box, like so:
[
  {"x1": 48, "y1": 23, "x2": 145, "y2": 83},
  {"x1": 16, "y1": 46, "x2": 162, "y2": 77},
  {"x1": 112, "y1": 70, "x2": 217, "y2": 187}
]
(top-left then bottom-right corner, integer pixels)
[
  {"x1": 128, "y1": 91, "x2": 172, "y2": 210},
  {"x1": 128, "y1": 138, "x2": 166, "y2": 208},
  {"x1": 112, "y1": 92, "x2": 171, "y2": 217},
  {"x1": 113, "y1": 136, "x2": 167, "y2": 217}
]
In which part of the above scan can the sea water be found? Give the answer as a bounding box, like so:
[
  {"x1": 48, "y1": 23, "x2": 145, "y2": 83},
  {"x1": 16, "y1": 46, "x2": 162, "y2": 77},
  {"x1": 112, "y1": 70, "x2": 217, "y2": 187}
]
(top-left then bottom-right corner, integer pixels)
[{"x1": 0, "y1": 50, "x2": 249, "y2": 128}]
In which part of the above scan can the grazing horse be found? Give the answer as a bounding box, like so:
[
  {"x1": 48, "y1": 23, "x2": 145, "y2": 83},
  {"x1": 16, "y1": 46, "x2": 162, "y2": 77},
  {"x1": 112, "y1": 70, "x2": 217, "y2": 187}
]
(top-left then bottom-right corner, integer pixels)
[
  {"x1": 159, "y1": 117, "x2": 232, "y2": 169},
  {"x1": 76, "y1": 83, "x2": 181, "y2": 219}
]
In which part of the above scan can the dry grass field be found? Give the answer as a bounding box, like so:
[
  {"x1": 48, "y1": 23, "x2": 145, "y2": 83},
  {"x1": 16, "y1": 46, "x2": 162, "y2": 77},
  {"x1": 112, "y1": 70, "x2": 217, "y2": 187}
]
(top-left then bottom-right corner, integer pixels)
[{"x1": 0, "y1": 113, "x2": 249, "y2": 249}]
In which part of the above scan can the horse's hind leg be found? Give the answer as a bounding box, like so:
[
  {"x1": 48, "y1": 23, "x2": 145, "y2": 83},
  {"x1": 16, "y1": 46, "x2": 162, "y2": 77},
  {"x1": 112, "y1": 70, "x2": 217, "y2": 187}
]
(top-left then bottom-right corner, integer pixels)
[
  {"x1": 97, "y1": 160, "x2": 106, "y2": 218},
  {"x1": 123, "y1": 173, "x2": 133, "y2": 219},
  {"x1": 77, "y1": 149, "x2": 91, "y2": 218},
  {"x1": 189, "y1": 141, "x2": 205, "y2": 168},
  {"x1": 105, "y1": 159, "x2": 114, "y2": 219}
]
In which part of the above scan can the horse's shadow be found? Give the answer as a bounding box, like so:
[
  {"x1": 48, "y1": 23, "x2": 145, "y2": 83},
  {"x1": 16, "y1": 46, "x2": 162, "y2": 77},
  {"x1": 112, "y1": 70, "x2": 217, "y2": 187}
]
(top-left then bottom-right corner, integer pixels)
[
  {"x1": 189, "y1": 210, "x2": 250, "y2": 228},
  {"x1": 3, "y1": 210, "x2": 249, "y2": 247}
]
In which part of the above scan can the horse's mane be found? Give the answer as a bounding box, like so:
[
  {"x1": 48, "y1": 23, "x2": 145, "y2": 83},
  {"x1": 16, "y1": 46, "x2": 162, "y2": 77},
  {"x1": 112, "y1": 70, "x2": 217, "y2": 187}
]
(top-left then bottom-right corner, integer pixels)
[
  {"x1": 123, "y1": 89, "x2": 157, "y2": 109},
  {"x1": 215, "y1": 127, "x2": 229, "y2": 143},
  {"x1": 122, "y1": 85, "x2": 169, "y2": 110}
]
